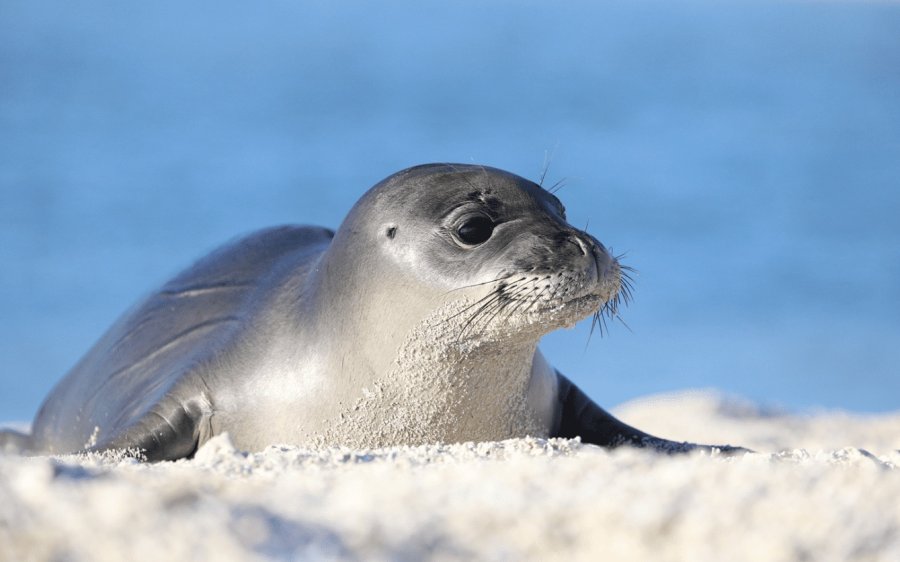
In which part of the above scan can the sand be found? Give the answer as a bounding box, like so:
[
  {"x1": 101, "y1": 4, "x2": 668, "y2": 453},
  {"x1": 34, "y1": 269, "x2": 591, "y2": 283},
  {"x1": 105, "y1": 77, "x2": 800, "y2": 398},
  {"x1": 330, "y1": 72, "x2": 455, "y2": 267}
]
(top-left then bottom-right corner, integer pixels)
[{"x1": 2, "y1": 391, "x2": 898, "y2": 562}]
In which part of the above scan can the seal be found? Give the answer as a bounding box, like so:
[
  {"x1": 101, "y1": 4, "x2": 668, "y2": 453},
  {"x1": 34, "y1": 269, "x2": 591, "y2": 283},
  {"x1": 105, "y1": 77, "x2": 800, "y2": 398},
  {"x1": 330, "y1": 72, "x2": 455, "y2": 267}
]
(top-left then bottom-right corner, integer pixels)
[{"x1": 2, "y1": 164, "x2": 742, "y2": 460}]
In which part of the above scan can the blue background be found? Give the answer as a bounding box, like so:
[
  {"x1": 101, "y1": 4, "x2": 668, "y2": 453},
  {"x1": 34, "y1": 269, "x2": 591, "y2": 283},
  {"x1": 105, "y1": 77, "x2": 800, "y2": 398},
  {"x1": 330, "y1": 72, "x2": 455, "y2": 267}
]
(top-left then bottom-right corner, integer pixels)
[{"x1": 2, "y1": 0, "x2": 899, "y2": 422}]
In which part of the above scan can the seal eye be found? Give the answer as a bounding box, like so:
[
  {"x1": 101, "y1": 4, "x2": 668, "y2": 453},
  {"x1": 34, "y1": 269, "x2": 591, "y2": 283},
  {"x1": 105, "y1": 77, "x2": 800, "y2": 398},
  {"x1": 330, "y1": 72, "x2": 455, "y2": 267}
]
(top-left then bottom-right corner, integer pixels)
[{"x1": 456, "y1": 216, "x2": 494, "y2": 246}]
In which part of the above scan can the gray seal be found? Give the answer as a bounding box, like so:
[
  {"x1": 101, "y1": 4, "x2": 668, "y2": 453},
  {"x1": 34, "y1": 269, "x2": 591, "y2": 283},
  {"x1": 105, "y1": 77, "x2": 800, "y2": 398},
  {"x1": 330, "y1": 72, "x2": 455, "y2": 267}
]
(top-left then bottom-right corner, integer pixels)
[{"x1": 2, "y1": 164, "x2": 742, "y2": 460}]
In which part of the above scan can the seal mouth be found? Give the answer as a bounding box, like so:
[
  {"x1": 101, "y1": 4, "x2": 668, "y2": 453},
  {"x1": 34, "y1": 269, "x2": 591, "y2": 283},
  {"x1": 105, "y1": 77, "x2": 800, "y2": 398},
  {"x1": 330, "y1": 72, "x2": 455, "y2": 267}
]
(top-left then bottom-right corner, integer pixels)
[{"x1": 451, "y1": 255, "x2": 634, "y2": 342}]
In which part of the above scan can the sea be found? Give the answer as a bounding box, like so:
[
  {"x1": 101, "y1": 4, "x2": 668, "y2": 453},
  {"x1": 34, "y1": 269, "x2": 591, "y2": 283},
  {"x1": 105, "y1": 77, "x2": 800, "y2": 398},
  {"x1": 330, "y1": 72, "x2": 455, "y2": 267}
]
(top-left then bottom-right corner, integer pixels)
[{"x1": 1, "y1": 0, "x2": 898, "y2": 421}]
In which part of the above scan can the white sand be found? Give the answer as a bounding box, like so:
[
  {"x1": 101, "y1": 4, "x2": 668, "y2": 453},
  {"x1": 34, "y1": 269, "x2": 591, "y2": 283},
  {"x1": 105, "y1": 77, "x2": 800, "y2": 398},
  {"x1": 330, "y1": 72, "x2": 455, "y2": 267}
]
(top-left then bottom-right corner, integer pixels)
[{"x1": 2, "y1": 392, "x2": 898, "y2": 562}]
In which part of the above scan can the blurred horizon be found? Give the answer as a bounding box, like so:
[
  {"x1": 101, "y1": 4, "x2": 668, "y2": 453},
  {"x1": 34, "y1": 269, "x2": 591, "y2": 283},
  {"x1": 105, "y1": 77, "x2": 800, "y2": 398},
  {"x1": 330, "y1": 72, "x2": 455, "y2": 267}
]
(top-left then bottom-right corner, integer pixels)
[{"x1": 2, "y1": 0, "x2": 899, "y2": 421}]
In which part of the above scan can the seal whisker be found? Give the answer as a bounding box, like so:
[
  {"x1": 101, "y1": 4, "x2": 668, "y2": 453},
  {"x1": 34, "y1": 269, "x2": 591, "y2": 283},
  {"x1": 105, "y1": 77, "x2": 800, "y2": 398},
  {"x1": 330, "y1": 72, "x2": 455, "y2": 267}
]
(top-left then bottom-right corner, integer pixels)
[
  {"x1": 457, "y1": 291, "x2": 508, "y2": 338},
  {"x1": 612, "y1": 251, "x2": 636, "y2": 306},
  {"x1": 490, "y1": 283, "x2": 534, "y2": 322},
  {"x1": 452, "y1": 291, "x2": 503, "y2": 323},
  {"x1": 522, "y1": 284, "x2": 554, "y2": 316},
  {"x1": 619, "y1": 271, "x2": 635, "y2": 305},
  {"x1": 458, "y1": 300, "x2": 503, "y2": 341},
  {"x1": 538, "y1": 145, "x2": 558, "y2": 188},
  {"x1": 548, "y1": 178, "x2": 567, "y2": 195},
  {"x1": 448, "y1": 278, "x2": 520, "y2": 320},
  {"x1": 478, "y1": 165, "x2": 498, "y2": 193},
  {"x1": 503, "y1": 286, "x2": 542, "y2": 322},
  {"x1": 479, "y1": 298, "x2": 518, "y2": 336},
  {"x1": 587, "y1": 312, "x2": 599, "y2": 346},
  {"x1": 614, "y1": 315, "x2": 633, "y2": 332},
  {"x1": 597, "y1": 308, "x2": 611, "y2": 336},
  {"x1": 459, "y1": 279, "x2": 534, "y2": 340},
  {"x1": 442, "y1": 273, "x2": 519, "y2": 296},
  {"x1": 587, "y1": 310, "x2": 607, "y2": 344},
  {"x1": 444, "y1": 163, "x2": 483, "y2": 194}
]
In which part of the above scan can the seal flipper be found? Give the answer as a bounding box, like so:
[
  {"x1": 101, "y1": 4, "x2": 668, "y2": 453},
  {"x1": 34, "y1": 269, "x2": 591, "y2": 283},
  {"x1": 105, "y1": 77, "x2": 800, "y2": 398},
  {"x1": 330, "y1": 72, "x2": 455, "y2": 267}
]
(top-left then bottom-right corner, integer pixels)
[
  {"x1": 0, "y1": 428, "x2": 32, "y2": 454},
  {"x1": 552, "y1": 373, "x2": 747, "y2": 454},
  {"x1": 91, "y1": 394, "x2": 214, "y2": 462}
]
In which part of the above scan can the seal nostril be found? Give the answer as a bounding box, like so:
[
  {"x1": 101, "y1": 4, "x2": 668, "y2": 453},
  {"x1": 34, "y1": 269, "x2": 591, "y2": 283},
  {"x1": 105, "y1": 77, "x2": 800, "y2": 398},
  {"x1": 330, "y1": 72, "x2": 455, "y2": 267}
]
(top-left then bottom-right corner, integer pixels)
[
  {"x1": 569, "y1": 235, "x2": 588, "y2": 256},
  {"x1": 556, "y1": 232, "x2": 587, "y2": 256}
]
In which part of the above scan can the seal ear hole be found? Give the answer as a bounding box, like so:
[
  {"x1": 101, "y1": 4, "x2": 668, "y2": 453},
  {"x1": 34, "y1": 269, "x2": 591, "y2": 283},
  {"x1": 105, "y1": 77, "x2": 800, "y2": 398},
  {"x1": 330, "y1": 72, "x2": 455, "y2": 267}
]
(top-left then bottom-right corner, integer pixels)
[{"x1": 385, "y1": 226, "x2": 397, "y2": 239}]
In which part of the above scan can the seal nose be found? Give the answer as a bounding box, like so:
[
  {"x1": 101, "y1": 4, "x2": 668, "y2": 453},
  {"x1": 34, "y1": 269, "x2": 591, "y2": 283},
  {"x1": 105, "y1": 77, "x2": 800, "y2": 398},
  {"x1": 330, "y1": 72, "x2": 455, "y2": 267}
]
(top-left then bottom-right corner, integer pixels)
[
  {"x1": 571, "y1": 235, "x2": 589, "y2": 256},
  {"x1": 582, "y1": 233, "x2": 614, "y2": 284},
  {"x1": 559, "y1": 231, "x2": 609, "y2": 283},
  {"x1": 559, "y1": 232, "x2": 588, "y2": 256}
]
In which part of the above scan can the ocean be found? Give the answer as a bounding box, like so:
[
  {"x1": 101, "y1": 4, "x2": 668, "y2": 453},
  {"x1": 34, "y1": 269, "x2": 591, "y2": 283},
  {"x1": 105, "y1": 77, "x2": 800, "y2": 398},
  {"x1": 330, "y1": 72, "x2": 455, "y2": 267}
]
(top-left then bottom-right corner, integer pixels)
[{"x1": 1, "y1": 0, "x2": 898, "y2": 421}]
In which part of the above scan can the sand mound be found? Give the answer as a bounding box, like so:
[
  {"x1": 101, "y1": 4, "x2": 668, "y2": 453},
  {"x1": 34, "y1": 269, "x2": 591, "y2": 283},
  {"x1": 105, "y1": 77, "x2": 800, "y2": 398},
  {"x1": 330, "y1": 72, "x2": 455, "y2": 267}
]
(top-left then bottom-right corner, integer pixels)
[{"x1": 2, "y1": 392, "x2": 898, "y2": 561}]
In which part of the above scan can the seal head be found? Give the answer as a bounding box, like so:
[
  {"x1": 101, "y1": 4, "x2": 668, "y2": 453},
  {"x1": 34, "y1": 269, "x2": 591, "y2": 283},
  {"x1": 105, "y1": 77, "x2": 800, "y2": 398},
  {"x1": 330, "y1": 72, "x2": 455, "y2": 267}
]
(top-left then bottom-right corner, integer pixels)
[{"x1": 300, "y1": 164, "x2": 625, "y2": 447}]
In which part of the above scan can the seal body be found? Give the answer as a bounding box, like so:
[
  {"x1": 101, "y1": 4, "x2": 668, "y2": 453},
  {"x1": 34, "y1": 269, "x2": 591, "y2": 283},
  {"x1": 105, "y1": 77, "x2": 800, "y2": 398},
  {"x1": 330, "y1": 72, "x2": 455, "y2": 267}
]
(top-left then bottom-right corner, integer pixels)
[{"x1": 6, "y1": 164, "x2": 741, "y2": 460}]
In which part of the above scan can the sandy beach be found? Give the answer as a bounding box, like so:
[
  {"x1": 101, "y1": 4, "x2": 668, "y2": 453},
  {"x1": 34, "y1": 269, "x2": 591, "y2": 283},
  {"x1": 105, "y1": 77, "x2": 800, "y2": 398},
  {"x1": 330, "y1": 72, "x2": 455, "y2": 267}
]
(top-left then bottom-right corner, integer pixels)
[{"x1": 2, "y1": 391, "x2": 898, "y2": 562}]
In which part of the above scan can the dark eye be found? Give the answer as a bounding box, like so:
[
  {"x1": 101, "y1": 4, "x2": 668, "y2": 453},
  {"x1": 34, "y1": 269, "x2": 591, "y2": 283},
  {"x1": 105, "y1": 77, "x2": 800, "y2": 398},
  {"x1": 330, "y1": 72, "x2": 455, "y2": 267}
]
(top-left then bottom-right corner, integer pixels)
[{"x1": 456, "y1": 216, "x2": 494, "y2": 246}]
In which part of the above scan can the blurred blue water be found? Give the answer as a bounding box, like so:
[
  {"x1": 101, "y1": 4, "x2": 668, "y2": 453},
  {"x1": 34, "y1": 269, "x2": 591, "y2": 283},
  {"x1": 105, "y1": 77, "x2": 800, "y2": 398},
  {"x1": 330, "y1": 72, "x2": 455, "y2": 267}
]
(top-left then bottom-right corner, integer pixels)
[{"x1": 1, "y1": 0, "x2": 898, "y2": 421}]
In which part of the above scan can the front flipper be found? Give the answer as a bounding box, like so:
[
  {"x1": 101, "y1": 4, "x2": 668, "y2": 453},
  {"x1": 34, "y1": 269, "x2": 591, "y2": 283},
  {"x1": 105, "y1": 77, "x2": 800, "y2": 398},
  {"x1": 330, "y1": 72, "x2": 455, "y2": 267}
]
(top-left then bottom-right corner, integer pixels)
[
  {"x1": 553, "y1": 373, "x2": 748, "y2": 455},
  {"x1": 0, "y1": 428, "x2": 32, "y2": 454},
  {"x1": 91, "y1": 395, "x2": 214, "y2": 462}
]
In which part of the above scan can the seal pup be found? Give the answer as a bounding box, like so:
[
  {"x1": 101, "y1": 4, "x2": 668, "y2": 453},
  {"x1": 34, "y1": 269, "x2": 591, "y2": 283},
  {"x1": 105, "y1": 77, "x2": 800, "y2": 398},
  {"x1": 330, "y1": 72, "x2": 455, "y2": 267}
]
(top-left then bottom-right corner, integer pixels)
[{"x1": 2, "y1": 164, "x2": 742, "y2": 460}]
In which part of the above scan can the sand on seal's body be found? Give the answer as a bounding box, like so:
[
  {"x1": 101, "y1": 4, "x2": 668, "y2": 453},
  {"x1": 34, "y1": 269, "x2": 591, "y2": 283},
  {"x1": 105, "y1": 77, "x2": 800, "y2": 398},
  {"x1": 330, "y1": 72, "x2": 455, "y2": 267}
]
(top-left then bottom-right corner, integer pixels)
[{"x1": 1, "y1": 391, "x2": 899, "y2": 562}]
